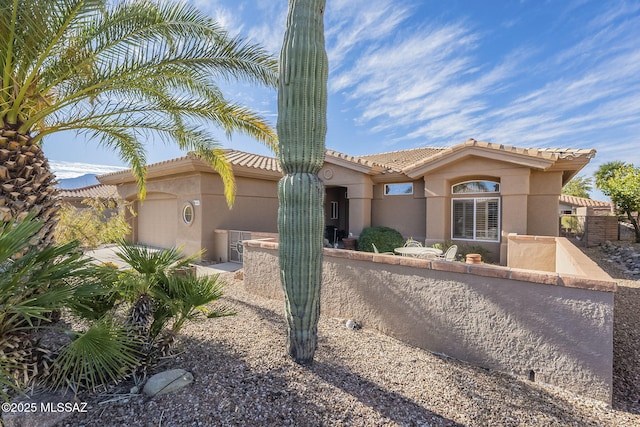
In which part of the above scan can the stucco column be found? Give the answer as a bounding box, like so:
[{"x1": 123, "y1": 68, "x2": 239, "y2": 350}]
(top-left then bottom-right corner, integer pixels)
[
  {"x1": 425, "y1": 196, "x2": 447, "y2": 244},
  {"x1": 501, "y1": 195, "x2": 529, "y2": 236},
  {"x1": 500, "y1": 172, "x2": 530, "y2": 264},
  {"x1": 500, "y1": 194, "x2": 528, "y2": 265},
  {"x1": 424, "y1": 176, "x2": 447, "y2": 245},
  {"x1": 346, "y1": 183, "x2": 372, "y2": 237}
]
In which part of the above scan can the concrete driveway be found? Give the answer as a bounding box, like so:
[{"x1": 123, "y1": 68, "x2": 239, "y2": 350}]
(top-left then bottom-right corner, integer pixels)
[{"x1": 84, "y1": 245, "x2": 242, "y2": 276}]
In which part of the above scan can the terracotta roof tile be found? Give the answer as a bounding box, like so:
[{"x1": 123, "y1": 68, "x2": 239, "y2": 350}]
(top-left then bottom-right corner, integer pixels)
[
  {"x1": 222, "y1": 150, "x2": 281, "y2": 172},
  {"x1": 357, "y1": 147, "x2": 447, "y2": 171},
  {"x1": 401, "y1": 139, "x2": 596, "y2": 172},
  {"x1": 559, "y1": 194, "x2": 611, "y2": 208},
  {"x1": 98, "y1": 140, "x2": 597, "y2": 183},
  {"x1": 58, "y1": 184, "x2": 119, "y2": 200}
]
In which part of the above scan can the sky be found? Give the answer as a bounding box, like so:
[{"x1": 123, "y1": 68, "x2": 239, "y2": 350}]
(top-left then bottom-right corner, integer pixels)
[{"x1": 46, "y1": 0, "x2": 640, "y2": 200}]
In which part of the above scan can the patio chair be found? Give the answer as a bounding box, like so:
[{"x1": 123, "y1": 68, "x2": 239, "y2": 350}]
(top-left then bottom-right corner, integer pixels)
[
  {"x1": 372, "y1": 243, "x2": 394, "y2": 255},
  {"x1": 437, "y1": 245, "x2": 458, "y2": 261},
  {"x1": 403, "y1": 238, "x2": 423, "y2": 247}
]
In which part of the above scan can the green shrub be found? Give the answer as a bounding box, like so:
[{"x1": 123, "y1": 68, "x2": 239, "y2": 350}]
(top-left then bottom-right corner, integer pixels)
[
  {"x1": 433, "y1": 241, "x2": 494, "y2": 263},
  {"x1": 358, "y1": 226, "x2": 405, "y2": 253}
]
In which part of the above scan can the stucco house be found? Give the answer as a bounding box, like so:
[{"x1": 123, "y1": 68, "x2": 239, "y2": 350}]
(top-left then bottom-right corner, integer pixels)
[
  {"x1": 98, "y1": 138, "x2": 596, "y2": 264},
  {"x1": 559, "y1": 194, "x2": 612, "y2": 215},
  {"x1": 58, "y1": 183, "x2": 119, "y2": 210}
]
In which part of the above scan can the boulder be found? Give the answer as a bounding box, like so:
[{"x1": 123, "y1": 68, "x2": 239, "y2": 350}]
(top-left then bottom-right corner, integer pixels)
[{"x1": 143, "y1": 369, "x2": 194, "y2": 397}]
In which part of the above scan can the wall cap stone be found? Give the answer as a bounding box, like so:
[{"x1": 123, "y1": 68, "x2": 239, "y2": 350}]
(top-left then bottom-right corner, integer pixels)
[{"x1": 244, "y1": 239, "x2": 617, "y2": 293}]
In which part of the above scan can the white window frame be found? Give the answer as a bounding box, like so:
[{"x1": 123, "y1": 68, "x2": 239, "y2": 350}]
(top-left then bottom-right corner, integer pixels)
[
  {"x1": 452, "y1": 180, "x2": 500, "y2": 194},
  {"x1": 451, "y1": 180, "x2": 500, "y2": 242},
  {"x1": 384, "y1": 183, "x2": 413, "y2": 196},
  {"x1": 451, "y1": 197, "x2": 501, "y2": 242},
  {"x1": 182, "y1": 202, "x2": 195, "y2": 225},
  {"x1": 330, "y1": 201, "x2": 339, "y2": 220}
]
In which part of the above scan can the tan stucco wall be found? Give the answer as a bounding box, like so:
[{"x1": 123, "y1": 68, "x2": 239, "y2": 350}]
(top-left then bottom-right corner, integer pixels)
[
  {"x1": 507, "y1": 234, "x2": 618, "y2": 282},
  {"x1": 527, "y1": 171, "x2": 563, "y2": 236},
  {"x1": 371, "y1": 180, "x2": 426, "y2": 240},
  {"x1": 243, "y1": 241, "x2": 615, "y2": 403},
  {"x1": 117, "y1": 171, "x2": 279, "y2": 261},
  {"x1": 507, "y1": 235, "x2": 557, "y2": 272},
  {"x1": 420, "y1": 156, "x2": 569, "y2": 264}
]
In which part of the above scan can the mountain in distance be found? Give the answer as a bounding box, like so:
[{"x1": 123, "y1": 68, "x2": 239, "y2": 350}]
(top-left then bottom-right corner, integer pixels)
[
  {"x1": 49, "y1": 160, "x2": 127, "y2": 189},
  {"x1": 56, "y1": 173, "x2": 100, "y2": 189}
]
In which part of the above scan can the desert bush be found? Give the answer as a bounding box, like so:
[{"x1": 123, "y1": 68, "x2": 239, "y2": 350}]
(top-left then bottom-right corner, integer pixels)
[
  {"x1": 54, "y1": 199, "x2": 131, "y2": 249},
  {"x1": 358, "y1": 226, "x2": 405, "y2": 253}
]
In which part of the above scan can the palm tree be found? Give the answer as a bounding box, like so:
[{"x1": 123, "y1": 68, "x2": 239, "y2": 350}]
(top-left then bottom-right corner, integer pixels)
[
  {"x1": 277, "y1": 0, "x2": 327, "y2": 364},
  {"x1": 0, "y1": 0, "x2": 278, "y2": 248},
  {"x1": 0, "y1": 213, "x2": 90, "y2": 392}
]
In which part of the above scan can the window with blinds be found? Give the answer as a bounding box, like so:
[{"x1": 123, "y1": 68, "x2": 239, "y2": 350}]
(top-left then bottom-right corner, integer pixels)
[{"x1": 451, "y1": 180, "x2": 500, "y2": 242}]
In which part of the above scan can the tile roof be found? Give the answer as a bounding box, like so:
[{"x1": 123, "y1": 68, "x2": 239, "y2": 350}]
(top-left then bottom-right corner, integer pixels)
[
  {"x1": 401, "y1": 139, "x2": 596, "y2": 172},
  {"x1": 222, "y1": 150, "x2": 280, "y2": 172},
  {"x1": 58, "y1": 184, "x2": 119, "y2": 199},
  {"x1": 98, "y1": 150, "x2": 282, "y2": 181},
  {"x1": 97, "y1": 140, "x2": 596, "y2": 183},
  {"x1": 357, "y1": 147, "x2": 447, "y2": 172},
  {"x1": 559, "y1": 194, "x2": 611, "y2": 208},
  {"x1": 354, "y1": 140, "x2": 596, "y2": 174}
]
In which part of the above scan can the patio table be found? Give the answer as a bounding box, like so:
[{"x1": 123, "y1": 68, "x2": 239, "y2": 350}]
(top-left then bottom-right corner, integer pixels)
[{"x1": 394, "y1": 247, "x2": 443, "y2": 258}]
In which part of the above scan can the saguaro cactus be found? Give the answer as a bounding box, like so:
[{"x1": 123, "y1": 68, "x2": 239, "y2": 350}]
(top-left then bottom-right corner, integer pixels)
[{"x1": 277, "y1": 0, "x2": 328, "y2": 364}]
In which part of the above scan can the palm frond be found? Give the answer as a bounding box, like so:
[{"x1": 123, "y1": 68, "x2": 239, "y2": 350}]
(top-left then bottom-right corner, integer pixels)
[
  {"x1": 0, "y1": 213, "x2": 41, "y2": 263},
  {"x1": 160, "y1": 273, "x2": 235, "y2": 335},
  {"x1": 2, "y1": 0, "x2": 278, "y2": 204},
  {"x1": 66, "y1": 265, "x2": 121, "y2": 320},
  {"x1": 50, "y1": 318, "x2": 142, "y2": 392},
  {"x1": 115, "y1": 241, "x2": 195, "y2": 278},
  {"x1": 0, "y1": 357, "x2": 21, "y2": 402},
  {"x1": 0, "y1": 215, "x2": 88, "y2": 336}
]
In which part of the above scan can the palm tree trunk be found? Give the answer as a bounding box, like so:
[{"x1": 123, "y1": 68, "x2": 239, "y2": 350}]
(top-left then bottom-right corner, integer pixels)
[
  {"x1": 277, "y1": 0, "x2": 328, "y2": 364},
  {"x1": 0, "y1": 129, "x2": 59, "y2": 249}
]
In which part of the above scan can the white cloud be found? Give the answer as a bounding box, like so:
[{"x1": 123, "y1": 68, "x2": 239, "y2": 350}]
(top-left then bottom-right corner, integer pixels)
[
  {"x1": 325, "y1": 0, "x2": 412, "y2": 71},
  {"x1": 322, "y1": 0, "x2": 640, "y2": 157},
  {"x1": 49, "y1": 161, "x2": 127, "y2": 180}
]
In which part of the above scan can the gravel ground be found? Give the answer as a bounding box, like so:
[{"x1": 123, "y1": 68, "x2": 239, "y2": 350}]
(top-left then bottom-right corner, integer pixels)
[{"x1": 57, "y1": 245, "x2": 640, "y2": 426}]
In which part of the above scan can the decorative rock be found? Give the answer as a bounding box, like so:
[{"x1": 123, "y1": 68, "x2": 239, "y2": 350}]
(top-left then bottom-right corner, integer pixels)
[
  {"x1": 345, "y1": 319, "x2": 361, "y2": 330},
  {"x1": 602, "y1": 242, "x2": 640, "y2": 276},
  {"x1": 143, "y1": 369, "x2": 194, "y2": 397}
]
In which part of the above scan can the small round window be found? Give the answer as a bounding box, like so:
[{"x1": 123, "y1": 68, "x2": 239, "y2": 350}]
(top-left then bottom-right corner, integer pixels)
[{"x1": 182, "y1": 203, "x2": 195, "y2": 225}]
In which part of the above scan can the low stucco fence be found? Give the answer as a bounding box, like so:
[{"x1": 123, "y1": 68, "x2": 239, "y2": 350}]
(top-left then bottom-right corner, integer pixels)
[{"x1": 242, "y1": 239, "x2": 616, "y2": 403}]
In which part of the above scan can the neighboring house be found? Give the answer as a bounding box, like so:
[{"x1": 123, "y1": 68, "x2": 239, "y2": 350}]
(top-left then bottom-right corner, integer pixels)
[
  {"x1": 58, "y1": 184, "x2": 120, "y2": 210},
  {"x1": 558, "y1": 194, "x2": 617, "y2": 246},
  {"x1": 559, "y1": 194, "x2": 612, "y2": 215},
  {"x1": 98, "y1": 139, "x2": 596, "y2": 264}
]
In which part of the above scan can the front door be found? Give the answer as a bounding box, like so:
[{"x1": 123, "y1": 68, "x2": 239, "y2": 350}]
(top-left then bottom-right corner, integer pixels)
[{"x1": 325, "y1": 187, "x2": 349, "y2": 245}]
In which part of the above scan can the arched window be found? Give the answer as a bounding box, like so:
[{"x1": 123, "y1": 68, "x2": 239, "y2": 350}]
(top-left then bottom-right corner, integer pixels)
[
  {"x1": 452, "y1": 181, "x2": 500, "y2": 194},
  {"x1": 451, "y1": 181, "x2": 500, "y2": 242}
]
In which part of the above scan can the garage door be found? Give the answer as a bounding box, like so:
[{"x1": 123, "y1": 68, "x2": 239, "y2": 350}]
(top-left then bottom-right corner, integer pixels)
[{"x1": 137, "y1": 196, "x2": 177, "y2": 249}]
